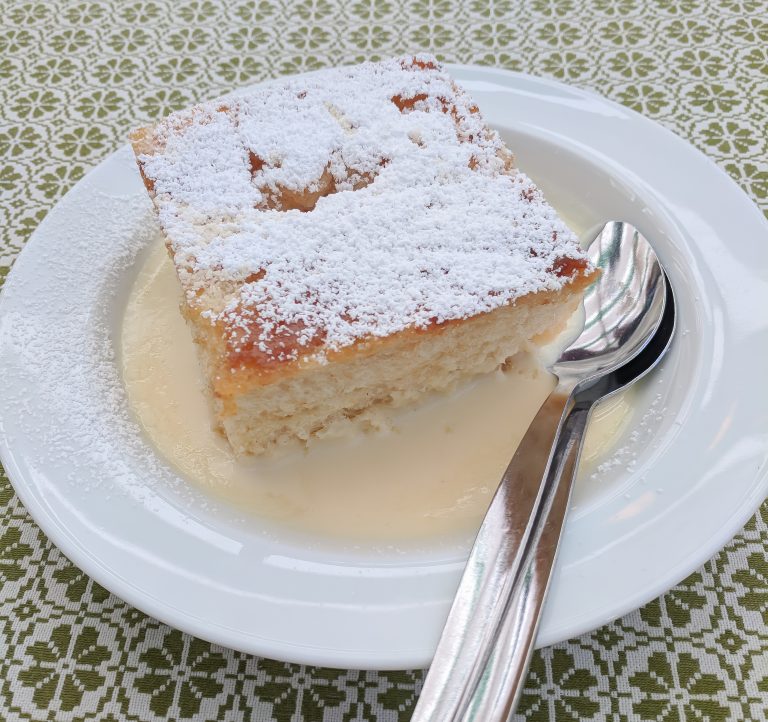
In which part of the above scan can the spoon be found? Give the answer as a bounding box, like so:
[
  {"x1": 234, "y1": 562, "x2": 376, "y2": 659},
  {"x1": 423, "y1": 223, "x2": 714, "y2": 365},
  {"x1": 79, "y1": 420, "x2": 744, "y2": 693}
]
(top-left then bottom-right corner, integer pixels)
[{"x1": 411, "y1": 221, "x2": 676, "y2": 721}]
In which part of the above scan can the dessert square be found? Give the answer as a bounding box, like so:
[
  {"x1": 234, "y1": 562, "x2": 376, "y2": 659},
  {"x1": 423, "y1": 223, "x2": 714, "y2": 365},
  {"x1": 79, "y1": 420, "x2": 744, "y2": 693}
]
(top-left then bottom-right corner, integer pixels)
[{"x1": 130, "y1": 55, "x2": 596, "y2": 456}]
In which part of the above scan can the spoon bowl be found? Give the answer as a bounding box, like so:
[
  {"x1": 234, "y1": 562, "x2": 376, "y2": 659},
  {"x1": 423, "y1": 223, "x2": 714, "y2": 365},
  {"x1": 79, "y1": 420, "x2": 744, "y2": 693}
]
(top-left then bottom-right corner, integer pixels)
[{"x1": 557, "y1": 221, "x2": 667, "y2": 381}]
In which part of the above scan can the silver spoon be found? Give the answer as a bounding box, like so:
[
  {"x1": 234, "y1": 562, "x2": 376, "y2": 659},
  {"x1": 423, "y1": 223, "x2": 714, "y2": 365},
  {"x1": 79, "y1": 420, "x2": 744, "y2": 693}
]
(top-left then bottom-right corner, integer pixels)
[{"x1": 412, "y1": 221, "x2": 676, "y2": 721}]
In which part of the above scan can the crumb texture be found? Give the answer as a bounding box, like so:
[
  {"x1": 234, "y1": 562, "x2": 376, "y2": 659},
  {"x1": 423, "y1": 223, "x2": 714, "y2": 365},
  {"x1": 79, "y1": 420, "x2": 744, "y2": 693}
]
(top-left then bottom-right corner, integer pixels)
[
  {"x1": 221, "y1": 291, "x2": 582, "y2": 456},
  {"x1": 133, "y1": 55, "x2": 589, "y2": 369}
]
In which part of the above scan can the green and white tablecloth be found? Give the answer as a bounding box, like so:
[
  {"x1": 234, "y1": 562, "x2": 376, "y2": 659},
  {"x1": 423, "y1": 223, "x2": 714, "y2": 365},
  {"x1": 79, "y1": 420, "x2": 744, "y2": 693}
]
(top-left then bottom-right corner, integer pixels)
[{"x1": 1, "y1": 1, "x2": 767, "y2": 720}]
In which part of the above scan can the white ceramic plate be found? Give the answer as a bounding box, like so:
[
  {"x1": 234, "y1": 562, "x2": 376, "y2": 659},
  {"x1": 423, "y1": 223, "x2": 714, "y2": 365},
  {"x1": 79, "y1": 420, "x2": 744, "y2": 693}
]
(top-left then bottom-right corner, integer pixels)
[{"x1": 1, "y1": 66, "x2": 767, "y2": 670}]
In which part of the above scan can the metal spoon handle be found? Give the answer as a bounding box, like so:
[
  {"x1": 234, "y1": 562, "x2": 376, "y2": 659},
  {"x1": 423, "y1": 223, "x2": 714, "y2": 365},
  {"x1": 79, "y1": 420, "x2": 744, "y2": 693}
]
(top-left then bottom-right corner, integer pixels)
[
  {"x1": 411, "y1": 384, "x2": 580, "y2": 722},
  {"x1": 466, "y1": 396, "x2": 592, "y2": 721}
]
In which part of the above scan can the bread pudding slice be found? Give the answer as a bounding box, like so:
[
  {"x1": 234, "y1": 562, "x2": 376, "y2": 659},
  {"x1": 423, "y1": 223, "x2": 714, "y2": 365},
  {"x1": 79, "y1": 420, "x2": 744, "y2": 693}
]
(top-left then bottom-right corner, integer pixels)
[{"x1": 130, "y1": 55, "x2": 596, "y2": 457}]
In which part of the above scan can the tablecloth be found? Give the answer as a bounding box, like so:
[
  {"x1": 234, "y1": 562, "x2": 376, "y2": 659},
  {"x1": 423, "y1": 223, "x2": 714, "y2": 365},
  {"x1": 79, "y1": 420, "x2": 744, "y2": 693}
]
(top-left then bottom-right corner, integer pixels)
[{"x1": 1, "y1": 0, "x2": 767, "y2": 720}]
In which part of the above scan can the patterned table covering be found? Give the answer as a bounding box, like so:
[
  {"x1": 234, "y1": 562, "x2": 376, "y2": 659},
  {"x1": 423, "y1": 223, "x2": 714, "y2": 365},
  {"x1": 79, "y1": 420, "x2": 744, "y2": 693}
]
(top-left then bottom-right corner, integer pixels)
[{"x1": 2, "y1": 1, "x2": 768, "y2": 720}]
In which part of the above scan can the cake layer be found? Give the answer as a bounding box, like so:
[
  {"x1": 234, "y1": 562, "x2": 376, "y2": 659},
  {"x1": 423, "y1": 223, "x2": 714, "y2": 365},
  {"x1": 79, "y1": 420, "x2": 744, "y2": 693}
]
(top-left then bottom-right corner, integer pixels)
[{"x1": 218, "y1": 283, "x2": 590, "y2": 456}]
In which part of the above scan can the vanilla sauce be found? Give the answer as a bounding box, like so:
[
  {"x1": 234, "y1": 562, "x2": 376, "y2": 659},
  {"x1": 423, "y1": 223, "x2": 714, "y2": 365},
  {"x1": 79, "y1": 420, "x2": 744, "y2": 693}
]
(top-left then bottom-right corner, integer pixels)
[{"x1": 121, "y1": 239, "x2": 631, "y2": 541}]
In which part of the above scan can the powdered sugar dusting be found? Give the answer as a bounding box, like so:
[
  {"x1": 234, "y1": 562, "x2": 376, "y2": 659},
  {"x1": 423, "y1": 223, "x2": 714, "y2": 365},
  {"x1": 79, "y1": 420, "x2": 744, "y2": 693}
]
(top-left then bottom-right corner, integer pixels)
[
  {"x1": 0, "y1": 153, "x2": 267, "y2": 525},
  {"x1": 135, "y1": 55, "x2": 589, "y2": 365}
]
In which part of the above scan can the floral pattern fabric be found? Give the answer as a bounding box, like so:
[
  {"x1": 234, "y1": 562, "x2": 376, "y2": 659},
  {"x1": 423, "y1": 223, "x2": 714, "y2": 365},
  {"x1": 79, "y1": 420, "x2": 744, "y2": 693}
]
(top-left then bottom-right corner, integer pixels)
[{"x1": 1, "y1": 0, "x2": 768, "y2": 720}]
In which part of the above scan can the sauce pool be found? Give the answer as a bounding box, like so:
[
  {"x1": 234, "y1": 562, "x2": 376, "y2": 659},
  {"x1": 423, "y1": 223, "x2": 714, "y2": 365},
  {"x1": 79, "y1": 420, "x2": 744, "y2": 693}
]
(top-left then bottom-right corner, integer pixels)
[{"x1": 121, "y1": 239, "x2": 632, "y2": 542}]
